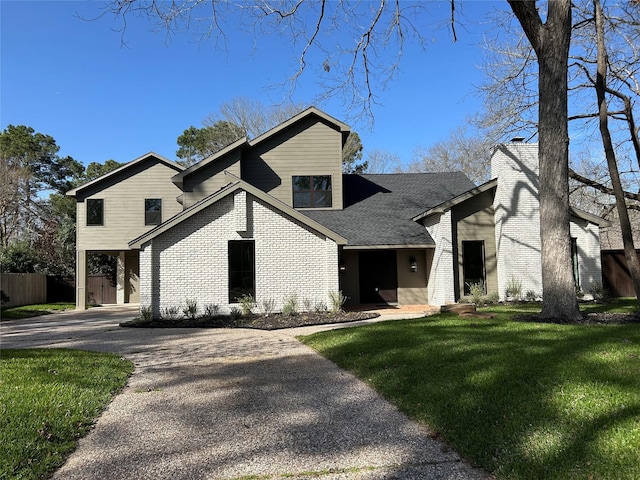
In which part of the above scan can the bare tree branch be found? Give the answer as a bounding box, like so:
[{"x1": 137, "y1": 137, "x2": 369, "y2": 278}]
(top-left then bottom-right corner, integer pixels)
[{"x1": 569, "y1": 169, "x2": 640, "y2": 201}]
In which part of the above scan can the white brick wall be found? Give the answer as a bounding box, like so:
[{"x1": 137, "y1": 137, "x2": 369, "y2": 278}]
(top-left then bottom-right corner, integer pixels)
[
  {"x1": 571, "y1": 219, "x2": 603, "y2": 292},
  {"x1": 491, "y1": 142, "x2": 604, "y2": 300},
  {"x1": 139, "y1": 190, "x2": 340, "y2": 318},
  {"x1": 492, "y1": 143, "x2": 543, "y2": 299},
  {"x1": 424, "y1": 211, "x2": 455, "y2": 305}
]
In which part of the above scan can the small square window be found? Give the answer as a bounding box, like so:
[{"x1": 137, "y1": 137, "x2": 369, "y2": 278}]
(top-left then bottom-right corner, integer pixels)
[
  {"x1": 292, "y1": 175, "x2": 332, "y2": 208},
  {"x1": 145, "y1": 199, "x2": 162, "y2": 225},
  {"x1": 86, "y1": 199, "x2": 104, "y2": 226}
]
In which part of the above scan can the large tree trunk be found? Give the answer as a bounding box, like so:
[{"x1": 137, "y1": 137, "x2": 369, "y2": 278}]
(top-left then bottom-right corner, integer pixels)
[
  {"x1": 509, "y1": 0, "x2": 582, "y2": 321},
  {"x1": 594, "y1": 0, "x2": 640, "y2": 307}
]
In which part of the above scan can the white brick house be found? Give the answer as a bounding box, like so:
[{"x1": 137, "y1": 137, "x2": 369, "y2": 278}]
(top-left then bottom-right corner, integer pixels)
[
  {"x1": 413, "y1": 141, "x2": 608, "y2": 305},
  {"x1": 68, "y1": 107, "x2": 609, "y2": 316},
  {"x1": 130, "y1": 178, "x2": 345, "y2": 317}
]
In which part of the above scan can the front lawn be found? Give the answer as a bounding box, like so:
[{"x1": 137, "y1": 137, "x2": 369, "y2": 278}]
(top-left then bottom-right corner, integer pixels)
[
  {"x1": 1, "y1": 302, "x2": 75, "y2": 320},
  {"x1": 301, "y1": 301, "x2": 640, "y2": 480},
  {"x1": 0, "y1": 349, "x2": 133, "y2": 480}
]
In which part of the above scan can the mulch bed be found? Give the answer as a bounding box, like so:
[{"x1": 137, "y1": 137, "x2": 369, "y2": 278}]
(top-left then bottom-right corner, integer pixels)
[
  {"x1": 120, "y1": 311, "x2": 381, "y2": 330},
  {"x1": 516, "y1": 312, "x2": 640, "y2": 325}
]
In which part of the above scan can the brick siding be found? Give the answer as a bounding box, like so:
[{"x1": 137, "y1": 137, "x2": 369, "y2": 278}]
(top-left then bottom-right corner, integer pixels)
[
  {"x1": 492, "y1": 143, "x2": 543, "y2": 299},
  {"x1": 424, "y1": 211, "x2": 456, "y2": 305},
  {"x1": 139, "y1": 191, "x2": 339, "y2": 318}
]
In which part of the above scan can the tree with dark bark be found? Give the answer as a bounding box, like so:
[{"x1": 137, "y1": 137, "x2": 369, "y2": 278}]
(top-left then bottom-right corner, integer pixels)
[
  {"x1": 592, "y1": 0, "x2": 640, "y2": 307},
  {"x1": 482, "y1": 1, "x2": 640, "y2": 306},
  {"x1": 507, "y1": 0, "x2": 581, "y2": 321}
]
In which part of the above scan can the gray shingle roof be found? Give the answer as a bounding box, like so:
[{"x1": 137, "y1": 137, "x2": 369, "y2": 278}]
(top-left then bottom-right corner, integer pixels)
[{"x1": 305, "y1": 173, "x2": 476, "y2": 247}]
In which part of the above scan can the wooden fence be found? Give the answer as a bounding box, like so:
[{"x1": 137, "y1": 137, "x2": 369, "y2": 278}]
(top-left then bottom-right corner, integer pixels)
[
  {"x1": 602, "y1": 250, "x2": 640, "y2": 298},
  {"x1": 1, "y1": 274, "x2": 76, "y2": 308},
  {"x1": 1, "y1": 273, "x2": 47, "y2": 308}
]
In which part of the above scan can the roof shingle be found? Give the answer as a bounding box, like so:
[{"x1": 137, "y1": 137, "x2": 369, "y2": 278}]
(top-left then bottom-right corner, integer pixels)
[{"x1": 305, "y1": 173, "x2": 476, "y2": 247}]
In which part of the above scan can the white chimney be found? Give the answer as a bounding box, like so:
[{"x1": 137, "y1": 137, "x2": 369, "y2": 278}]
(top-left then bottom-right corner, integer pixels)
[{"x1": 491, "y1": 142, "x2": 542, "y2": 300}]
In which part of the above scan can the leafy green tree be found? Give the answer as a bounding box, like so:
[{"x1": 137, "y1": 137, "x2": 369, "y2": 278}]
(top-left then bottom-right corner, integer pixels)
[
  {"x1": 0, "y1": 241, "x2": 40, "y2": 273},
  {"x1": 0, "y1": 125, "x2": 83, "y2": 247},
  {"x1": 342, "y1": 132, "x2": 367, "y2": 173},
  {"x1": 176, "y1": 121, "x2": 245, "y2": 166},
  {"x1": 83, "y1": 159, "x2": 123, "y2": 182}
]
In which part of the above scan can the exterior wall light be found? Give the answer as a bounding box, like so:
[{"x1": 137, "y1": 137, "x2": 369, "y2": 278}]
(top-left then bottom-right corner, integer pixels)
[
  {"x1": 339, "y1": 260, "x2": 347, "y2": 274},
  {"x1": 409, "y1": 257, "x2": 418, "y2": 272}
]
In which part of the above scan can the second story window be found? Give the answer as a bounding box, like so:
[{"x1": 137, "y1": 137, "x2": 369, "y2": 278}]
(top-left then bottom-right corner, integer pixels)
[
  {"x1": 292, "y1": 175, "x2": 332, "y2": 208},
  {"x1": 145, "y1": 199, "x2": 162, "y2": 226},
  {"x1": 86, "y1": 199, "x2": 104, "y2": 226}
]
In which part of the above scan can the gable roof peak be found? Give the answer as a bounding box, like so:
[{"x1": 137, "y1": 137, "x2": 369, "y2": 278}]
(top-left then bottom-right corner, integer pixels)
[
  {"x1": 66, "y1": 152, "x2": 184, "y2": 197},
  {"x1": 248, "y1": 106, "x2": 351, "y2": 147}
]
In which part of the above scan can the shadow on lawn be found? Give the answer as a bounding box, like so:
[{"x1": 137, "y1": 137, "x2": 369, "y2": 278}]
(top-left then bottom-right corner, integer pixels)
[{"x1": 304, "y1": 315, "x2": 640, "y2": 479}]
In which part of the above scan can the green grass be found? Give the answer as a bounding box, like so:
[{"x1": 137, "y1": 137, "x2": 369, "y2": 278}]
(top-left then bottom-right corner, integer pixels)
[
  {"x1": 0, "y1": 349, "x2": 134, "y2": 480},
  {"x1": 300, "y1": 300, "x2": 640, "y2": 480},
  {"x1": 580, "y1": 297, "x2": 638, "y2": 314},
  {"x1": 1, "y1": 302, "x2": 75, "y2": 320}
]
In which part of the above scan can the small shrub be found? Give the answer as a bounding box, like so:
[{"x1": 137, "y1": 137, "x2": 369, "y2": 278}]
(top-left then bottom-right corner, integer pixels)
[
  {"x1": 459, "y1": 296, "x2": 471, "y2": 304},
  {"x1": 282, "y1": 294, "x2": 299, "y2": 316},
  {"x1": 302, "y1": 298, "x2": 313, "y2": 312},
  {"x1": 182, "y1": 298, "x2": 198, "y2": 319},
  {"x1": 524, "y1": 290, "x2": 538, "y2": 302},
  {"x1": 486, "y1": 291, "x2": 500, "y2": 304},
  {"x1": 1, "y1": 290, "x2": 10, "y2": 306},
  {"x1": 314, "y1": 301, "x2": 327, "y2": 312},
  {"x1": 140, "y1": 305, "x2": 153, "y2": 321},
  {"x1": 229, "y1": 306, "x2": 243, "y2": 319},
  {"x1": 587, "y1": 282, "x2": 611, "y2": 303},
  {"x1": 204, "y1": 303, "x2": 220, "y2": 317},
  {"x1": 328, "y1": 290, "x2": 347, "y2": 313},
  {"x1": 237, "y1": 294, "x2": 256, "y2": 315},
  {"x1": 467, "y1": 281, "x2": 485, "y2": 305},
  {"x1": 506, "y1": 277, "x2": 522, "y2": 301},
  {"x1": 161, "y1": 306, "x2": 180, "y2": 320},
  {"x1": 261, "y1": 298, "x2": 276, "y2": 316}
]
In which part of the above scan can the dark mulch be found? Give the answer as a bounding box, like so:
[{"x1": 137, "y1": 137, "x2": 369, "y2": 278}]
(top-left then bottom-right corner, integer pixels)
[
  {"x1": 516, "y1": 312, "x2": 640, "y2": 325},
  {"x1": 120, "y1": 311, "x2": 381, "y2": 330}
]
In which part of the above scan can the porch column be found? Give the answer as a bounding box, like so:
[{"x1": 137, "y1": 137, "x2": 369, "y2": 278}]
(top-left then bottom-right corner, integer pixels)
[
  {"x1": 116, "y1": 251, "x2": 126, "y2": 304},
  {"x1": 76, "y1": 249, "x2": 87, "y2": 310}
]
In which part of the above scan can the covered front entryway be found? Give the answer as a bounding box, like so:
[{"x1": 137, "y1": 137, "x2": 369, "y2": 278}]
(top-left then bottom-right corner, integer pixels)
[
  {"x1": 358, "y1": 250, "x2": 398, "y2": 303},
  {"x1": 339, "y1": 247, "x2": 430, "y2": 307},
  {"x1": 76, "y1": 249, "x2": 140, "y2": 308}
]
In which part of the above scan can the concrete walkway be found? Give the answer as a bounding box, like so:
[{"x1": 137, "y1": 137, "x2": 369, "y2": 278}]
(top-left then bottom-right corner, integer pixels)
[{"x1": 1, "y1": 306, "x2": 487, "y2": 480}]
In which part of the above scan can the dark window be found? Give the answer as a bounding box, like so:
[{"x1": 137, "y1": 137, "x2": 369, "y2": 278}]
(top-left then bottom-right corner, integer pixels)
[
  {"x1": 228, "y1": 240, "x2": 255, "y2": 302},
  {"x1": 462, "y1": 241, "x2": 486, "y2": 295},
  {"x1": 571, "y1": 237, "x2": 579, "y2": 288},
  {"x1": 145, "y1": 198, "x2": 162, "y2": 225},
  {"x1": 292, "y1": 175, "x2": 332, "y2": 208},
  {"x1": 86, "y1": 199, "x2": 104, "y2": 226}
]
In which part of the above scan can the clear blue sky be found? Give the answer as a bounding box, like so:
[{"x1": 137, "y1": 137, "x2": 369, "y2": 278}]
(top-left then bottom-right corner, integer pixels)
[{"x1": 1, "y1": 1, "x2": 505, "y2": 168}]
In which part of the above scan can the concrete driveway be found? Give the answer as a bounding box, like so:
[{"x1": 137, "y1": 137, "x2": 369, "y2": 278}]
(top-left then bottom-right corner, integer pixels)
[{"x1": 1, "y1": 306, "x2": 488, "y2": 480}]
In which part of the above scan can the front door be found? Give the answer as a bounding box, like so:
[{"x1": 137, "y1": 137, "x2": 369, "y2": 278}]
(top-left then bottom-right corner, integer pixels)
[
  {"x1": 358, "y1": 250, "x2": 398, "y2": 303},
  {"x1": 462, "y1": 241, "x2": 486, "y2": 295}
]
